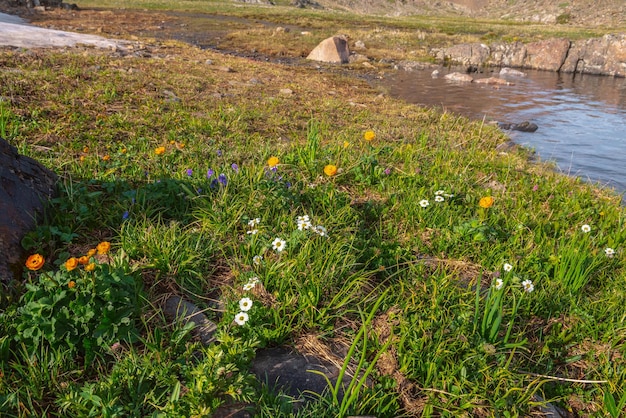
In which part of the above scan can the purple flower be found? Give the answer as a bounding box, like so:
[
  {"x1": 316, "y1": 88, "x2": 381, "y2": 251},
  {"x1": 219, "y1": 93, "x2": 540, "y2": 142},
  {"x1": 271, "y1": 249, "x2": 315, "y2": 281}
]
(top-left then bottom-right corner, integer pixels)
[
  {"x1": 207, "y1": 169, "x2": 214, "y2": 179},
  {"x1": 210, "y1": 179, "x2": 219, "y2": 189},
  {"x1": 384, "y1": 167, "x2": 392, "y2": 175},
  {"x1": 285, "y1": 181, "x2": 292, "y2": 189},
  {"x1": 122, "y1": 210, "x2": 129, "y2": 220},
  {"x1": 231, "y1": 163, "x2": 239, "y2": 173},
  {"x1": 186, "y1": 169, "x2": 193, "y2": 177},
  {"x1": 532, "y1": 184, "x2": 539, "y2": 191},
  {"x1": 218, "y1": 173, "x2": 228, "y2": 186},
  {"x1": 217, "y1": 149, "x2": 223, "y2": 157}
]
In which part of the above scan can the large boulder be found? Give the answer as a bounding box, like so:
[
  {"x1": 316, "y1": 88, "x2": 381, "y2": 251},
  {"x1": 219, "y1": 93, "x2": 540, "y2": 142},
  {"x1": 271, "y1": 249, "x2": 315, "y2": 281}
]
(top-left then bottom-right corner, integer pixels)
[
  {"x1": 306, "y1": 35, "x2": 350, "y2": 64},
  {"x1": 524, "y1": 38, "x2": 570, "y2": 71},
  {"x1": 0, "y1": 137, "x2": 57, "y2": 283}
]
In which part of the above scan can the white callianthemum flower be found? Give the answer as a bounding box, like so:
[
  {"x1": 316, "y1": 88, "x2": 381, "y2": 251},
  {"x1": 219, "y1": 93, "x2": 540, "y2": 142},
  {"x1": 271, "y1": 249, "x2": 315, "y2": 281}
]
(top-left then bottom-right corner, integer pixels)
[
  {"x1": 297, "y1": 215, "x2": 310, "y2": 223},
  {"x1": 435, "y1": 190, "x2": 445, "y2": 195},
  {"x1": 494, "y1": 278, "x2": 504, "y2": 290},
  {"x1": 239, "y1": 297, "x2": 253, "y2": 311},
  {"x1": 272, "y1": 237, "x2": 286, "y2": 252},
  {"x1": 435, "y1": 195, "x2": 445, "y2": 202},
  {"x1": 521, "y1": 279, "x2": 534, "y2": 293},
  {"x1": 419, "y1": 199, "x2": 429, "y2": 208},
  {"x1": 503, "y1": 263, "x2": 513, "y2": 272},
  {"x1": 314, "y1": 225, "x2": 327, "y2": 237},
  {"x1": 243, "y1": 282, "x2": 255, "y2": 291},
  {"x1": 253, "y1": 255, "x2": 262, "y2": 265},
  {"x1": 249, "y1": 276, "x2": 259, "y2": 284},
  {"x1": 234, "y1": 312, "x2": 249, "y2": 326},
  {"x1": 581, "y1": 224, "x2": 591, "y2": 233},
  {"x1": 248, "y1": 217, "x2": 261, "y2": 227},
  {"x1": 246, "y1": 229, "x2": 259, "y2": 235},
  {"x1": 605, "y1": 247, "x2": 615, "y2": 258}
]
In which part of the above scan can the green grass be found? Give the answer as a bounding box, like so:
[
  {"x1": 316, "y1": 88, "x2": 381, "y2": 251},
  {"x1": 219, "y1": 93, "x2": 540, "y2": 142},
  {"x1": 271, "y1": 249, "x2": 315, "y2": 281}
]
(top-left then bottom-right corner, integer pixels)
[{"x1": 1, "y1": 3, "x2": 626, "y2": 416}]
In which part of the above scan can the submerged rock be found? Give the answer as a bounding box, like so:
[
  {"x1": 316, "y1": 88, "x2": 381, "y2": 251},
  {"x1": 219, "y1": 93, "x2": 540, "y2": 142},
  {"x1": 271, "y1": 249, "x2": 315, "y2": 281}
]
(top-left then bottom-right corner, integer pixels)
[{"x1": 498, "y1": 121, "x2": 539, "y2": 132}]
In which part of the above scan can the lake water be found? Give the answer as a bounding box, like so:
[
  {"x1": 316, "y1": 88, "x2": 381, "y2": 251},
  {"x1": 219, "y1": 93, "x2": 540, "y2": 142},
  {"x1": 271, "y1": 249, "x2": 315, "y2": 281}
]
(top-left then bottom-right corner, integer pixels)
[{"x1": 379, "y1": 68, "x2": 626, "y2": 199}]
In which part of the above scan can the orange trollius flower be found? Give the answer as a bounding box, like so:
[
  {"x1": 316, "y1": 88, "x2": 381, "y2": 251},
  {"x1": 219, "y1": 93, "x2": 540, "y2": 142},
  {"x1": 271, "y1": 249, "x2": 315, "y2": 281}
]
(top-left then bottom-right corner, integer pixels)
[
  {"x1": 155, "y1": 146, "x2": 166, "y2": 155},
  {"x1": 85, "y1": 263, "x2": 96, "y2": 272},
  {"x1": 479, "y1": 196, "x2": 495, "y2": 209},
  {"x1": 102, "y1": 154, "x2": 111, "y2": 161},
  {"x1": 96, "y1": 241, "x2": 111, "y2": 255},
  {"x1": 87, "y1": 248, "x2": 97, "y2": 257},
  {"x1": 78, "y1": 255, "x2": 90, "y2": 265},
  {"x1": 267, "y1": 156, "x2": 279, "y2": 167},
  {"x1": 65, "y1": 257, "x2": 79, "y2": 272},
  {"x1": 25, "y1": 254, "x2": 45, "y2": 271},
  {"x1": 68, "y1": 280, "x2": 76, "y2": 289},
  {"x1": 324, "y1": 164, "x2": 338, "y2": 177},
  {"x1": 363, "y1": 130, "x2": 376, "y2": 141}
]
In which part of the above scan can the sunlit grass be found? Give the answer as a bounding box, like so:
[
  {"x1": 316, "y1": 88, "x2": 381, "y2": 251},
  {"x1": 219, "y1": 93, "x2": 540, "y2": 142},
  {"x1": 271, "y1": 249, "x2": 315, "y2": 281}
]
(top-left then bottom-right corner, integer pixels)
[{"x1": 1, "y1": 3, "x2": 626, "y2": 416}]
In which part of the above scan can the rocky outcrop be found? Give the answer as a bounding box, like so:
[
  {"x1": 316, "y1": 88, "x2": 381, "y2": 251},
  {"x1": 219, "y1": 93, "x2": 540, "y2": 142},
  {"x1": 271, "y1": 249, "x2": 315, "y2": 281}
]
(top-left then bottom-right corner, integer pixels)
[
  {"x1": 0, "y1": 137, "x2": 57, "y2": 283},
  {"x1": 306, "y1": 35, "x2": 350, "y2": 64},
  {"x1": 432, "y1": 34, "x2": 626, "y2": 76}
]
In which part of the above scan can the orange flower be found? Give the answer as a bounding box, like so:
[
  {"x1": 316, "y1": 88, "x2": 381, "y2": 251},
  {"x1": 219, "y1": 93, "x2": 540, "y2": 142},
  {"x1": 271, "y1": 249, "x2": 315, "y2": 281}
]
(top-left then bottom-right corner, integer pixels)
[
  {"x1": 155, "y1": 146, "x2": 166, "y2": 155},
  {"x1": 68, "y1": 280, "x2": 76, "y2": 289},
  {"x1": 83, "y1": 146, "x2": 89, "y2": 153},
  {"x1": 121, "y1": 148, "x2": 127, "y2": 154},
  {"x1": 65, "y1": 257, "x2": 79, "y2": 272},
  {"x1": 479, "y1": 196, "x2": 495, "y2": 209},
  {"x1": 343, "y1": 141, "x2": 350, "y2": 149},
  {"x1": 85, "y1": 263, "x2": 96, "y2": 272},
  {"x1": 79, "y1": 156, "x2": 85, "y2": 162},
  {"x1": 87, "y1": 248, "x2": 97, "y2": 257},
  {"x1": 78, "y1": 255, "x2": 90, "y2": 265},
  {"x1": 363, "y1": 130, "x2": 376, "y2": 141},
  {"x1": 267, "y1": 156, "x2": 279, "y2": 167},
  {"x1": 102, "y1": 154, "x2": 111, "y2": 161},
  {"x1": 324, "y1": 164, "x2": 338, "y2": 177},
  {"x1": 25, "y1": 254, "x2": 45, "y2": 271},
  {"x1": 96, "y1": 241, "x2": 111, "y2": 255}
]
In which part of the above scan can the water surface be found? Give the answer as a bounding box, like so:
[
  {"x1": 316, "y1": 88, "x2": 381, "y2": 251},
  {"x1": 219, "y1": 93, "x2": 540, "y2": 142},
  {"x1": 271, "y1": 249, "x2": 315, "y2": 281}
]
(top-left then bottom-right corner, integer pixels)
[{"x1": 380, "y1": 68, "x2": 626, "y2": 198}]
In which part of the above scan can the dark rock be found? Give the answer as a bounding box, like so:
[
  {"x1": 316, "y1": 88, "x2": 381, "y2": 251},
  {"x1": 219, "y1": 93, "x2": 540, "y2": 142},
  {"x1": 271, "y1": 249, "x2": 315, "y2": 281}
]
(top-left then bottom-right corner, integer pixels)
[
  {"x1": 250, "y1": 346, "x2": 353, "y2": 406},
  {"x1": 498, "y1": 121, "x2": 538, "y2": 132},
  {"x1": 162, "y1": 295, "x2": 218, "y2": 345},
  {"x1": 0, "y1": 137, "x2": 57, "y2": 283}
]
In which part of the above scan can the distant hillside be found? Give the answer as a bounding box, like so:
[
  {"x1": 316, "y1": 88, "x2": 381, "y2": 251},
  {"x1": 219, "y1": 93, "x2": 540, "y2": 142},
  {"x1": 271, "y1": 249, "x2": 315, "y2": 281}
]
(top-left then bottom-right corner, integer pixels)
[{"x1": 314, "y1": 0, "x2": 626, "y2": 27}]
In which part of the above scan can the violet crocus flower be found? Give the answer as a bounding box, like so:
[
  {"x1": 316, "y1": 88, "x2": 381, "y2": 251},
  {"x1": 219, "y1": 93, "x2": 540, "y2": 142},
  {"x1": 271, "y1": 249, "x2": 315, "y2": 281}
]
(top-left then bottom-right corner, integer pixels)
[
  {"x1": 207, "y1": 169, "x2": 214, "y2": 179},
  {"x1": 231, "y1": 163, "x2": 239, "y2": 173},
  {"x1": 218, "y1": 173, "x2": 228, "y2": 186},
  {"x1": 186, "y1": 169, "x2": 193, "y2": 177},
  {"x1": 217, "y1": 149, "x2": 223, "y2": 157},
  {"x1": 122, "y1": 211, "x2": 129, "y2": 220}
]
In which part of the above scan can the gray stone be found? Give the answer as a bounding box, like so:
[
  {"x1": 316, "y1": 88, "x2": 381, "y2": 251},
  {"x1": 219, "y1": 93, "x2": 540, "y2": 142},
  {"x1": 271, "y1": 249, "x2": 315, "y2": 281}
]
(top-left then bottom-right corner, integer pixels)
[
  {"x1": 443, "y1": 72, "x2": 474, "y2": 82},
  {"x1": 499, "y1": 67, "x2": 527, "y2": 77},
  {"x1": 0, "y1": 137, "x2": 57, "y2": 283},
  {"x1": 162, "y1": 296, "x2": 218, "y2": 345},
  {"x1": 306, "y1": 35, "x2": 350, "y2": 64},
  {"x1": 250, "y1": 346, "x2": 353, "y2": 404}
]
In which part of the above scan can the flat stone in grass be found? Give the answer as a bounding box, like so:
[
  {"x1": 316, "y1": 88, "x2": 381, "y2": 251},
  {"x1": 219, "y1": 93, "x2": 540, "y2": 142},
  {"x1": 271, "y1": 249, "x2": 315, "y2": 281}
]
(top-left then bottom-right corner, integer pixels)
[{"x1": 250, "y1": 346, "x2": 353, "y2": 405}]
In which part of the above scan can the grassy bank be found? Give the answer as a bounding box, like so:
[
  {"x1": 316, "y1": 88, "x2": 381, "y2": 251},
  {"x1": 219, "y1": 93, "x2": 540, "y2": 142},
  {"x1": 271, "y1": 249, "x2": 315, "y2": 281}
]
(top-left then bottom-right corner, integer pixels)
[{"x1": 1, "y1": 2, "x2": 626, "y2": 417}]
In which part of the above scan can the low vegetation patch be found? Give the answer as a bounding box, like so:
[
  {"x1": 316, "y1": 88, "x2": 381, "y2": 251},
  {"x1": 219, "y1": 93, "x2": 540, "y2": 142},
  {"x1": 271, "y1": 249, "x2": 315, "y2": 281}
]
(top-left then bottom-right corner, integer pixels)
[{"x1": 1, "y1": 2, "x2": 626, "y2": 416}]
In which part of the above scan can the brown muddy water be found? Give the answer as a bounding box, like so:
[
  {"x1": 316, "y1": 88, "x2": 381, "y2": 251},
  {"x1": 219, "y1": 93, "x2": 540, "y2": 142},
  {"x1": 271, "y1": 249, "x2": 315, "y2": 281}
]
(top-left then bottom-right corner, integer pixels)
[{"x1": 148, "y1": 11, "x2": 626, "y2": 199}]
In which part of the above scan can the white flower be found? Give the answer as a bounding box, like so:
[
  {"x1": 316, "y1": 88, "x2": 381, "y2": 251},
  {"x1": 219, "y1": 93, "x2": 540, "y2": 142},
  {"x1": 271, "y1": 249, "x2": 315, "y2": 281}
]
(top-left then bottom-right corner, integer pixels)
[
  {"x1": 297, "y1": 215, "x2": 310, "y2": 223},
  {"x1": 248, "y1": 217, "x2": 261, "y2": 227},
  {"x1": 605, "y1": 247, "x2": 615, "y2": 258},
  {"x1": 314, "y1": 225, "x2": 327, "y2": 237},
  {"x1": 503, "y1": 263, "x2": 513, "y2": 272},
  {"x1": 419, "y1": 199, "x2": 429, "y2": 208},
  {"x1": 239, "y1": 297, "x2": 253, "y2": 311},
  {"x1": 249, "y1": 276, "x2": 259, "y2": 284},
  {"x1": 435, "y1": 195, "x2": 445, "y2": 202},
  {"x1": 234, "y1": 312, "x2": 249, "y2": 326},
  {"x1": 272, "y1": 237, "x2": 286, "y2": 252},
  {"x1": 494, "y1": 278, "x2": 504, "y2": 290},
  {"x1": 246, "y1": 229, "x2": 259, "y2": 235},
  {"x1": 435, "y1": 190, "x2": 445, "y2": 195},
  {"x1": 243, "y1": 282, "x2": 255, "y2": 291},
  {"x1": 252, "y1": 255, "x2": 262, "y2": 265},
  {"x1": 297, "y1": 219, "x2": 312, "y2": 231},
  {"x1": 521, "y1": 279, "x2": 534, "y2": 293},
  {"x1": 581, "y1": 224, "x2": 591, "y2": 233}
]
